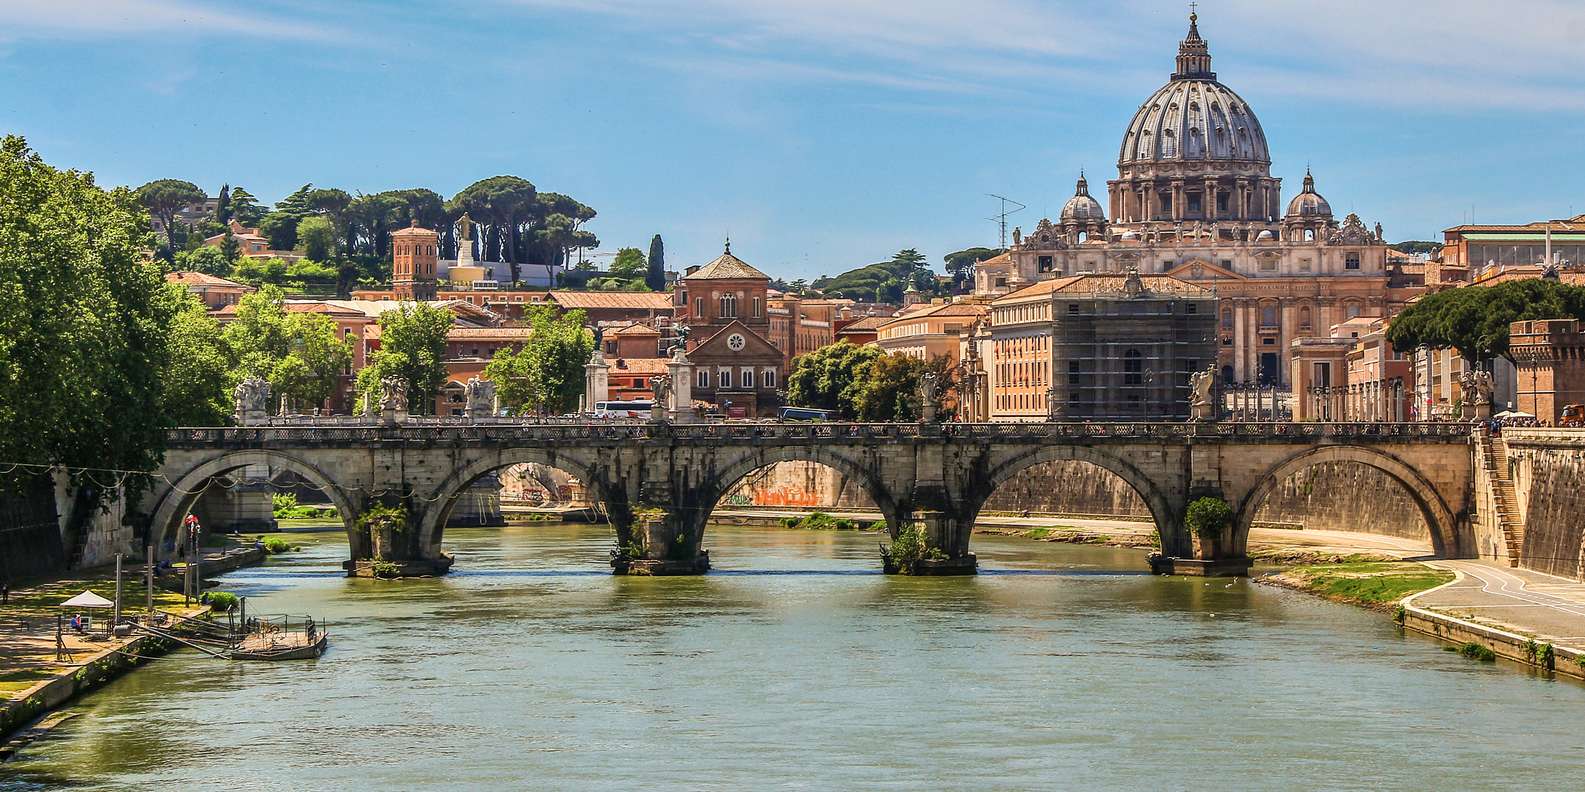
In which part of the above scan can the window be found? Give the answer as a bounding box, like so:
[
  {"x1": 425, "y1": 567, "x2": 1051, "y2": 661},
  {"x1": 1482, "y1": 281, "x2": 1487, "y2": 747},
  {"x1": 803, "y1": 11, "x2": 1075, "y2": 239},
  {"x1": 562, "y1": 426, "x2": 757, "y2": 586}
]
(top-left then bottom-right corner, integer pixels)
[
  {"x1": 1221, "y1": 307, "x2": 1233, "y2": 330},
  {"x1": 1259, "y1": 257, "x2": 1277, "y2": 272},
  {"x1": 1188, "y1": 193, "x2": 1202, "y2": 213},
  {"x1": 1124, "y1": 349, "x2": 1143, "y2": 385},
  {"x1": 720, "y1": 294, "x2": 738, "y2": 318},
  {"x1": 717, "y1": 368, "x2": 732, "y2": 389},
  {"x1": 1261, "y1": 304, "x2": 1279, "y2": 327},
  {"x1": 741, "y1": 367, "x2": 754, "y2": 389},
  {"x1": 1345, "y1": 253, "x2": 1361, "y2": 270},
  {"x1": 697, "y1": 369, "x2": 710, "y2": 388},
  {"x1": 1038, "y1": 255, "x2": 1054, "y2": 273},
  {"x1": 1299, "y1": 306, "x2": 1312, "y2": 330},
  {"x1": 752, "y1": 297, "x2": 762, "y2": 318},
  {"x1": 1220, "y1": 259, "x2": 1232, "y2": 269},
  {"x1": 1299, "y1": 257, "x2": 1312, "y2": 272},
  {"x1": 762, "y1": 368, "x2": 776, "y2": 388},
  {"x1": 1216, "y1": 192, "x2": 1228, "y2": 213},
  {"x1": 1346, "y1": 302, "x2": 1362, "y2": 319},
  {"x1": 1162, "y1": 259, "x2": 1174, "y2": 272},
  {"x1": 1186, "y1": 304, "x2": 1198, "y2": 314},
  {"x1": 1262, "y1": 337, "x2": 1276, "y2": 345}
]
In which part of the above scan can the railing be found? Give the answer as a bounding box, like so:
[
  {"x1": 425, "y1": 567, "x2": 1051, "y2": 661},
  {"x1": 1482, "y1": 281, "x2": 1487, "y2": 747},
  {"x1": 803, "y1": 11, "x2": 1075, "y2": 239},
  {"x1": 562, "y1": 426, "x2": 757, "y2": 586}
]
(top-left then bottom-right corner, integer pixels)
[{"x1": 167, "y1": 420, "x2": 1472, "y2": 446}]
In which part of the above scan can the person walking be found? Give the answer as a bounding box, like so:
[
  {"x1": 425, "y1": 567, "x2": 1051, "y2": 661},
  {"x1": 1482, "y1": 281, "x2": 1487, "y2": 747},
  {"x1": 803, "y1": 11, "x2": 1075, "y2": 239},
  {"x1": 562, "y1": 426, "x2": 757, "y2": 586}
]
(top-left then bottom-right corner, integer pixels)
[{"x1": 1, "y1": 579, "x2": 9, "y2": 604}]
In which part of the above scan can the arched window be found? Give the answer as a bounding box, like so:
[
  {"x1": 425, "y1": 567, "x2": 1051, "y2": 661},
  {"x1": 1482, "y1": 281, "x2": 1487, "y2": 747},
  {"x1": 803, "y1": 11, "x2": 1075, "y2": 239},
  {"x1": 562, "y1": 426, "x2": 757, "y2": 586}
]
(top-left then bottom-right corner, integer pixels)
[
  {"x1": 720, "y1": 294, "x2": 738, "y2": 318},
  {"x1": 1124, "y1": 349, "x2": 1143, "y2": 385},
  {"x1": 1345, "y1": 302, "x2": 1362, "y2": 319},
  {"x1": 697, "y1": 369, "x2": 710, "y2": 389},
  {"x1": 1261, "y1": 303, "x2": 1279, "y2": 328},
  {"x1": 1299, "y1": 305, "x2": 1312, "y2": 330},
  {"x1": 1221, "y1": 306, "x2": 1233, "y2": 330}
]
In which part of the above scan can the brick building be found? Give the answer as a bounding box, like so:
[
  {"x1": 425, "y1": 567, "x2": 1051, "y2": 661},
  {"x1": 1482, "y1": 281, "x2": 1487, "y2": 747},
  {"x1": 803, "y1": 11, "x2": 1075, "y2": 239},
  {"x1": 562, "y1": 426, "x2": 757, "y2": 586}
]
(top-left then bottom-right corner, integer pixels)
[
  {"x1": 1510, "y1": 319, "x2": 1585, "y2": 424},
  {"x1": 391, "y1": 221, "x2": 439, "y2": 300},
  {"x1": 675, "y1": 243, "x2": 783, "y2": 417}
]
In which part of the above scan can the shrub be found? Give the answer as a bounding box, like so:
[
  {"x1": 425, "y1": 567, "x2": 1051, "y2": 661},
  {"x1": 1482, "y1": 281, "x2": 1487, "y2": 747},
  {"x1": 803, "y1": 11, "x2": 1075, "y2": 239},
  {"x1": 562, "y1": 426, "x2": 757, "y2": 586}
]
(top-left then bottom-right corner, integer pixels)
[
  {"x1": 261, "y1": 536, "x2": 295, "y2": 554},
  {"x1": 1458, "y1": 642, "x2": 1496, "y2": 662},
  {"x1": 1393, "y1": 604, "x2": 1407, "y2": 624},
  {"x1": 1537, "y1": 643, "x2": 1555, "y2": 670},
  {"x1": 888, "y1": 523, "x2": 948, "y2": 571},
  {"x1": 271, "y1": 492, "x2": 299, "y2": 514},
  {"x1": 358, "y1": 505, "x2": 408, "y2": 535},
  {"x1": 1185, "y1": 497, "x2": 1233, "y2": 541},
  {"x1": 207, "y1": 592, "x2": 239, "y2": 612},
  {"x1": 370, "y1": 560, "x2": 402, "y2": 579}
]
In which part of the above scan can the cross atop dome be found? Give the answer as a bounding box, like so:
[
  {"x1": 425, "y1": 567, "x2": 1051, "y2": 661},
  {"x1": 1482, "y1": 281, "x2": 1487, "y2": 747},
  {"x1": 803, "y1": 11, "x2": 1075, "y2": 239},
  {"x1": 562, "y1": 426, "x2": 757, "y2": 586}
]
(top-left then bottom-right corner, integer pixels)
[{"x1": 1173, "y1": 8, "x2": 1215, "y2": 80}]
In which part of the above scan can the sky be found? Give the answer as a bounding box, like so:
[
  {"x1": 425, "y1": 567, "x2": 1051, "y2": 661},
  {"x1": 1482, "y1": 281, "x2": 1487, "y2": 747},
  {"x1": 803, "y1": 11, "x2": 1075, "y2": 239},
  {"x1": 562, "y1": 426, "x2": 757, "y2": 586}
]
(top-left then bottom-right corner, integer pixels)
[{"x1": 2, "y1": 0, "x2": 1583, "y2": 280}]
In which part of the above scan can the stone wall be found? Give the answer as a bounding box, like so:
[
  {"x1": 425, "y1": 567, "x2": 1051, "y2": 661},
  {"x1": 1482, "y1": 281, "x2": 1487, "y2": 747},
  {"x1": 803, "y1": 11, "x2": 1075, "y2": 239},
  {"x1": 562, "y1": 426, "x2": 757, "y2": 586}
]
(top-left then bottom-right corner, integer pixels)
[
  {"x1": 0, "y1": 475, "x2": 63, "y2": 581},
  {"x1": 1506, "y1": 431, "x2": 1585, "y2": 581},
  {"x1": 1250, "y1": 462, "x2": 1430, "y2": 540},
  {"x1": 723, "y1": 459, "x2": 1431, "y2": 544}
]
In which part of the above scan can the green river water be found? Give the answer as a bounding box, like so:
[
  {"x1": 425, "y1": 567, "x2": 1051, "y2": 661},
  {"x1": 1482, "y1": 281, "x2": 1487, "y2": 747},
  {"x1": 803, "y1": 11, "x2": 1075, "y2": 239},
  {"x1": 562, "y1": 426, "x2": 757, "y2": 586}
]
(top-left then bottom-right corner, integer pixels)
[{"x1": 4, "y1": 521, "x2": 1584, "y2": 790}]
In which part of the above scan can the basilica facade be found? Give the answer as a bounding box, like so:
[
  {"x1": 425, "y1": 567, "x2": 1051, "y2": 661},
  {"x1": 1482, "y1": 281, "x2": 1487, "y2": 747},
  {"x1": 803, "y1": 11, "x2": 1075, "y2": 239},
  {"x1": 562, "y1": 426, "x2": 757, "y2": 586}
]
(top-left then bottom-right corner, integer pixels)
[{"x1": 975, "y1": 13, "x2": 1418, "y2": 385}]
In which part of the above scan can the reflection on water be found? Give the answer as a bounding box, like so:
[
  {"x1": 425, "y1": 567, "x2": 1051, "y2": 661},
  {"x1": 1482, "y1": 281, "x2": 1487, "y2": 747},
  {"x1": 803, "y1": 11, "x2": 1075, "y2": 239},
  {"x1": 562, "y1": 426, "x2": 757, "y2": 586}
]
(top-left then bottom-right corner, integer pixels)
[{"x1": 5, "y1": 522, "x2": 1584, "y2": 791}]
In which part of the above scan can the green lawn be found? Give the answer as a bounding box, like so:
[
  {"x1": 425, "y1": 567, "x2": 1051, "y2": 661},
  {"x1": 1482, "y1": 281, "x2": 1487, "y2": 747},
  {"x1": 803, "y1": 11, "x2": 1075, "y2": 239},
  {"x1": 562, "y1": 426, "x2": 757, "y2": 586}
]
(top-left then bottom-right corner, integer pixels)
[{"x1": 1276, "y1": 561, "x2": 1454, "y2": 607}]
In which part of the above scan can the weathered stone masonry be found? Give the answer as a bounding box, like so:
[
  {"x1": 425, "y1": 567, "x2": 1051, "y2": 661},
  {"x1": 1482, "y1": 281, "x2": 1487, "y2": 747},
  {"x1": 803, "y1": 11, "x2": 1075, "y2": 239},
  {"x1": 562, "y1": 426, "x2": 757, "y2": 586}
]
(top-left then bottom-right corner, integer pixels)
[{"x1": 141, "y1": 422, "x2": 1473, "y2": 577}]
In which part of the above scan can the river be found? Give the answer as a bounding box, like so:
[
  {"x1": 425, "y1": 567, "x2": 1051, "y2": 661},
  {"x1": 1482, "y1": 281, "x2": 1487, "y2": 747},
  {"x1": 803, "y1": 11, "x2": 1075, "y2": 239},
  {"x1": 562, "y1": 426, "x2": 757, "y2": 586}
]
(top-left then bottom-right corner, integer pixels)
[{"x1": 4, "y1": 522, "x2": 1584, "y2": 790}]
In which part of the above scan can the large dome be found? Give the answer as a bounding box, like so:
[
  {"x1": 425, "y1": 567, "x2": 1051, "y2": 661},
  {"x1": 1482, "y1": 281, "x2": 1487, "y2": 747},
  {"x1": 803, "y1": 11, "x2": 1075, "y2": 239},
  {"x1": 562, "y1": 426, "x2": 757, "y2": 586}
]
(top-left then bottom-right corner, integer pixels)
[{"x1": 1117, "y1": 14, "x2": 1270, "y2": 167}]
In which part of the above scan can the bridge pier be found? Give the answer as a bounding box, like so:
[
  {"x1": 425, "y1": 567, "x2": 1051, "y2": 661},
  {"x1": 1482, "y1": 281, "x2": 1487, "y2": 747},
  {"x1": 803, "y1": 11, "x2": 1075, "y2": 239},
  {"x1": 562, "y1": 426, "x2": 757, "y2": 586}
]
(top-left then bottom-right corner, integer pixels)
[{"x1": 610, "y1": 509, "x2": 710, "y2": 576}]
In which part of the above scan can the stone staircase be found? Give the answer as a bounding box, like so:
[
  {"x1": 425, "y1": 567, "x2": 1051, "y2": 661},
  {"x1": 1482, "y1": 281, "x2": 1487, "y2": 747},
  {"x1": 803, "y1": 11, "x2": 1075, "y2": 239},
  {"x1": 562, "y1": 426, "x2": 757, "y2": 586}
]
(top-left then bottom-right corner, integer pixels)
[{"x1": 1479, "y1": 432, "x2": 1524, "y2": 566}]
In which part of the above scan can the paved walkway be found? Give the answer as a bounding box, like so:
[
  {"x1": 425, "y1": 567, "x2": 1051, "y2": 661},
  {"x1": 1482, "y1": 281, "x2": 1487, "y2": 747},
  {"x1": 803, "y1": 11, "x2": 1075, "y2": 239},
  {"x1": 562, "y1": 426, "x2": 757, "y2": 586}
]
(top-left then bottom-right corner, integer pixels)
[{"x1": 1416, "y1": 560, "x2": 1585, "y2": 652}]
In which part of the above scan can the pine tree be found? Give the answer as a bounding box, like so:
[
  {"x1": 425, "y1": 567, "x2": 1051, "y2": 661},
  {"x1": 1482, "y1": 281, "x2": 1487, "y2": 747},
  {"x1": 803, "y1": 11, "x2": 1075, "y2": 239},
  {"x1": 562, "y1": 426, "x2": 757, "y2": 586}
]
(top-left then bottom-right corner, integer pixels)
[
  {"x1": 215, "y1": 183, "x2": 231, "y2": 222},
  {"x1": 646, "y1": 234, "x2": 667, "y2": 291}
]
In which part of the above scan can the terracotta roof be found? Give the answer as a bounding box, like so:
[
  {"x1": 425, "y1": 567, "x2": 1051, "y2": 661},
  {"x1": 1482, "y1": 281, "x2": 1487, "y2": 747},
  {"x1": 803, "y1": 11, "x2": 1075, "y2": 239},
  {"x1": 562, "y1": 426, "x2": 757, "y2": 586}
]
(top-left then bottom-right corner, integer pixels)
[
  {"x1": 876, "y1": 301, "x2": 986, "y2": 330},
  {"x1": 609, "y1": 357, "x2": 669, "y2": 374},
  {"x1": 390, "y1": 222, "x2": 438, "y2": 237},
  {"x1": 607, "y1": 322, "x2": 660, "y2": 336},
  {"x1": 993, "y1": 274, "x2": 1213, "y2": 302},
  {"x1": 836, "y1": 316, "x2": 889, "y2": 333},
  {"x1": 548, "y1": 291, "x2": 673, "y2": 310},
  {"x1": 684, "y1": 248, "x2": 770, "y2": 281},
  {"x1": 166, "y1": 271, "x2": 250, "y2": 289}
]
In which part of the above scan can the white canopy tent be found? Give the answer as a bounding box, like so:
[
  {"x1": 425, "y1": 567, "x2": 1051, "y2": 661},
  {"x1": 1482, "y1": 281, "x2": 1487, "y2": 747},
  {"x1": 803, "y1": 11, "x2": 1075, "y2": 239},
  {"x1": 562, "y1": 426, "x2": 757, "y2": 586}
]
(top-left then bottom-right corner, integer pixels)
[{"x1": 59, "y1": 590, "x2": 113, "y2": 609}]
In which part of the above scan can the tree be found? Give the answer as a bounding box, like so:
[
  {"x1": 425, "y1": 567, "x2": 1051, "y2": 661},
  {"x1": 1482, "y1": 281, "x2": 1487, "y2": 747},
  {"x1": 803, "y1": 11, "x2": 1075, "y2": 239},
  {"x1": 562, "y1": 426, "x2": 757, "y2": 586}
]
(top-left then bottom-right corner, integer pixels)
[
  {"x1": 228, "y1": 186, "x2": 264, "y2": 225},
  {"x1": 230, "y1": 256, "x2": 289, "y2": 285},
  {"x1": 220, "y1": 284, "x2": 351, "y2": 410},
  {"x1": 214, "y1": 183, "x2": 231, "y2": 223},
  {"x1": 159, "y1": 288, "x2": 231, "y2": 426},
  {"x1": 943, "y1": 246, "x2": 1004, "y2": 289},
  {"x1": 296, "y1": 215, "x2": 339, "y2": 261},
  {"x1": 817, "y1": 248, "x2": 939, "y2": 302},
  {"x1": 2, "y1": 136, "x2": 179, "y2": 506},
  {"x1": 174, "y1": 245, "x2": 230, "y2": 276},
  {"x1": 646, "y1": 234, "x2": 667, "y2": 291},
  {"x1": 452, "y1": 176, "x2": 538, "y2": 284},
  {"x1": 785, "y1": 342, "x2": 885, "y2": 418},
  {"x1": 609, "y1": 247, "x2": 646, "y2": 278},
  {"x1": 136, "y1": 178, "x2": 205, "y2": 254},
  {"x1": 486, "y1": 306, "x2": 593, "y2": 415},
  {"x1": 258, "y1": 183, "x2": 315, "y2": 250},
  {"x1": 1385, "y1": 279, "x2": 1585, "y2": 363},
  {"x1": 853, "y1": 353, "x2": 930, "y2": 421},
  {"x1": 1391, "y1": 241, "x2": 1442, "y2": 256},
  {"x1": 358, "y1": 303, "x2": 455, "y2": 415},
  {"x1": 219, "y1": 230, "x2": 241, "y2": 265}
]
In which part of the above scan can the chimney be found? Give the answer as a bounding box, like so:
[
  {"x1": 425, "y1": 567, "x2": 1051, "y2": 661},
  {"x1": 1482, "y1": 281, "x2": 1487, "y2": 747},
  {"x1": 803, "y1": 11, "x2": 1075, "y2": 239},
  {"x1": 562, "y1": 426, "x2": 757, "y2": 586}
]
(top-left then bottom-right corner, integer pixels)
[{"x1": 686, "y1": 265, "x2": 700, "y2": 277}]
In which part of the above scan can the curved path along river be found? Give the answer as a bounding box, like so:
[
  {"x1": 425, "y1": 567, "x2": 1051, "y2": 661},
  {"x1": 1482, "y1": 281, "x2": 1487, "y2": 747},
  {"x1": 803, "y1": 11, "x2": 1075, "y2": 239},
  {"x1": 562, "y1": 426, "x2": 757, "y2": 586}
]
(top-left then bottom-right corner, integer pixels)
[{"x1": 4, "y1": 523, "x2": 1583, "y2": 790}]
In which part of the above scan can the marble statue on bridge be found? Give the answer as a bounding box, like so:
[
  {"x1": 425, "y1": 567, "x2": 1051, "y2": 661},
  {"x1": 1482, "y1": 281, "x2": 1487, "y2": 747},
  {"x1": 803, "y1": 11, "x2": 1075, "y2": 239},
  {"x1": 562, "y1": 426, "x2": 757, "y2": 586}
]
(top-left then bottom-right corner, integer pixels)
[
  {"x1": 1189, "y1": 364, "x2": 1219, "y2": 422},
  {"x1": 233, "y1": 375, "x2": 270, "y2": 425},
  {"x1": 464, "y1": 377, "x2": 496, "y2": 419},
  {"x1": 379, "y1": 375, "x2": 408, "y2": 420}
]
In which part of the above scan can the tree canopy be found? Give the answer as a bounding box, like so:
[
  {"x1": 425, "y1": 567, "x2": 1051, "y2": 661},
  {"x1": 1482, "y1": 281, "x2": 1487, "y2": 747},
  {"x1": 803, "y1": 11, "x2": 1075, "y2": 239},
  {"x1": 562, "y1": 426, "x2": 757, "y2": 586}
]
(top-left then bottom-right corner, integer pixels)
[
  {"x1": 159, "y1": 289, "x2": 231, "y2": 426},
  {"x1": 786, "y1": 342, "x2": 951, "y2": 421},
  {"x1": 813, "y1": 248, "x2": 940, "y2": 302},
  {"x1": 356, "y1": 303, "x2": 455, "y2": 415},
  {"x1": 646, "y1": 234, "x2": 667, "y2": 292},
  {"x1": 3, "y1": 136, "x2": 181, "y2": 502},
  {"x1": 942, "y1": 246, "x2": 1004, "y2": 290},
  {"x1": 222, "y1": 284, "x2": 353, "y2": 409},
  {"x1": 136, "y1": 178, "x2": 206, "y2": 255},
  {"x1": 1385, "y1": 279, "x2": 1585, "y2": 362},
  {"x1": 485, "y1": 306, "x2": 593, "y2": 415}
]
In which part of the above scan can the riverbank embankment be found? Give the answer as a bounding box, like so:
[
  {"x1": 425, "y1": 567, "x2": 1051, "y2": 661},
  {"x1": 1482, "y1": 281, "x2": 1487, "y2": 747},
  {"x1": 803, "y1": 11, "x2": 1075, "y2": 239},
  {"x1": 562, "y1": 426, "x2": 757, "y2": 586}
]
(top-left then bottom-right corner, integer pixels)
[{"x1": 0, "y1": 545, "x2": 265, "y2": 745}]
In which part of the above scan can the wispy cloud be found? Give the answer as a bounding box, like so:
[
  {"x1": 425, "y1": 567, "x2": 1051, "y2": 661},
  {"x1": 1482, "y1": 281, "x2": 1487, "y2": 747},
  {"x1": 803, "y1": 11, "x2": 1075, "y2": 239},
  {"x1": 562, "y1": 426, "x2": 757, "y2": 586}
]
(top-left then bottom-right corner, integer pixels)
[{"x1": 0, "y1": 0, "x2": 335, "y2": 42}]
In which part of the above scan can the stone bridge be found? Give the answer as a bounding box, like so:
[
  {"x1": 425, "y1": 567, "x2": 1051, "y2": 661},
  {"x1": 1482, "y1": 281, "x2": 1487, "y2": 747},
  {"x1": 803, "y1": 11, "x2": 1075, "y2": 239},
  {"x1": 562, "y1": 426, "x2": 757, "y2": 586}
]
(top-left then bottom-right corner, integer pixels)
[{"x1": 141, "y1": 421, "x2": 1474, "y2": 577}]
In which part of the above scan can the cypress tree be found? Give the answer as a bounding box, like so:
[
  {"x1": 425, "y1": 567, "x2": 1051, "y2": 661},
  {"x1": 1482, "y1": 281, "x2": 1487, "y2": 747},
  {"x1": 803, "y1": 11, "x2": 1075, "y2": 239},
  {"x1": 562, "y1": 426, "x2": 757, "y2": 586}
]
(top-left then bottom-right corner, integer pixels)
[{"x1": 646, "y1": 234, "x2": 667, "y2": 291}]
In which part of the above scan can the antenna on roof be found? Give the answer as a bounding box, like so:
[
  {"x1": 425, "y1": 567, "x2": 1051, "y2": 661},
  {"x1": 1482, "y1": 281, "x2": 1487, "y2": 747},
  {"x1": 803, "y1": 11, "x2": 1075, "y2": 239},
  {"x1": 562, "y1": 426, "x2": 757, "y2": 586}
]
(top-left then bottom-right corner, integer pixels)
[{"x1": 986, "y1": 193, "x2": 1027, "y2": 248}]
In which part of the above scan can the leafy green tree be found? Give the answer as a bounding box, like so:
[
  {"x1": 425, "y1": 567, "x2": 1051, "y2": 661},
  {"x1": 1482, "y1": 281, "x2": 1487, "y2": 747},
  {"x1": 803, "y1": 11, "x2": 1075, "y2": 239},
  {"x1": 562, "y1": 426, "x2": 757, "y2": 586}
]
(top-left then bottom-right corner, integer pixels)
[
  {"x1": 136, "y1": 178, "x2": 206, "y2": 254},
  {"x1": 228, "y1": 186, "x2": 264, "y2": 225},
  {"x1": 1386, "y1": 279, "x2": 1585, "y2": 363},
  {"x1": 258, "y1": 183, "x2": 315, "y2": 250},
  {"x1": 785, "y1": 342, "x2": 885, "y2": 418},
  {"x1": 230, "y1": 256, "x2": 289, "y2": 285},
  {"x1": 220, "y1": 230, "x2": 241, "y2": 265},
  {"x1": 854, "y1": 353, "x2": 930, "y2": 421},
  {"x1": 159, "y1": 288, "x2": 231, "y2": 425},
  {"x1": 1390, "y1": 241, "x2": 1442, "y2": 256},
  {"x1": 942, "y1": 246, "x2": 1004, "y2": 289},
  {"x1": 220, "y1": 284, "x2": 352, "y2": 409},
  {"x1": 486, "y1": 306, "x2": 593, "y2": 415},
  {"x1": 646, "y1": 234, "x2": 667, "y2": 292},
  {"x1": 357, "y1": 303, "x2": 455, "y2": 415},
  {"x1": 296, "y1": 215, "x2": 339, "y2": 261},
  {"x1": 1, "y1": 136, "x2": 178, "y2": 505},
  {"x1": 452, "y1": 176, "x2": 538, "y2": 283},
  {"x1": 174, "y1": 245, "x2": 230, "y2": 276}
]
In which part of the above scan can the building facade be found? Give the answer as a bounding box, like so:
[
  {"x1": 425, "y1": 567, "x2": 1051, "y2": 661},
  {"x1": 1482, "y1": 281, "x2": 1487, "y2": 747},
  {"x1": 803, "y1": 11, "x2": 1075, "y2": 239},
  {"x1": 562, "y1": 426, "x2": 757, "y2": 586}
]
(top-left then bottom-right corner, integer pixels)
[
  {"x1": 391, "y1": 221, "x2": 439, "y2": 301},
  {"x1": 873, "y1": 300, "x2": 988, "y2": 364},
  {"x1": 974, "y1": 12, "x2": 1407, "y2": 387},
  {"x1": 985, "y1": 271, "x2": 1215, "y2": 421},
  {"x1": 1511, "y1": 319, "x2": 1585, "y2": 424},
  {"x1": 675, "y1": 244, "x2": 784, "y2": 417}
]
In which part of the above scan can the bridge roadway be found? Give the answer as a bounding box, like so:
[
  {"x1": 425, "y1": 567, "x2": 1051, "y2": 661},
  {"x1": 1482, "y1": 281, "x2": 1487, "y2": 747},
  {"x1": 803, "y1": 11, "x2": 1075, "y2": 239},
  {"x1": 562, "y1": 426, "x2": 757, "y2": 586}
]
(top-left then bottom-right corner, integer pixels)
[{"x1": 147, "y1": 420, "x2": 1474, "y2": 578}]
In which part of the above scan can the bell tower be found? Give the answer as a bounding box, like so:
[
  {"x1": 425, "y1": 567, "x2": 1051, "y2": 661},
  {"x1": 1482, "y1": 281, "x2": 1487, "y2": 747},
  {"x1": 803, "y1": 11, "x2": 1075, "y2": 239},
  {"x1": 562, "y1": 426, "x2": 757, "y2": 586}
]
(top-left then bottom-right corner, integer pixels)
[{"x1": 391, "y1": 220, "x2": 439, "y2": 300}]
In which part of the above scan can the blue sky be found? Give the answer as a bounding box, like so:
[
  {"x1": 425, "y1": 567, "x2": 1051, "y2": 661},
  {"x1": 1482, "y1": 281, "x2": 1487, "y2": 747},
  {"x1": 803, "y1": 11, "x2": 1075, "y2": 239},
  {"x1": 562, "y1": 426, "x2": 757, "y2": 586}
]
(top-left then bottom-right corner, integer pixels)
[{"x1": 3, "y1": 0, "x2": 1583, "y2": 280}]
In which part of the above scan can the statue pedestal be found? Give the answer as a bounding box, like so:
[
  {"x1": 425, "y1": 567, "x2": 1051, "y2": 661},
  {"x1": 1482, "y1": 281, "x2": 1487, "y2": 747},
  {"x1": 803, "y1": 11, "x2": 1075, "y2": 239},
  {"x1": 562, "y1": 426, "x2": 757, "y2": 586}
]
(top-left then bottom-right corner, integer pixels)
[
  {"x1": 1189, "y1": 402, "x2": 1215, "y2": 421},
  {"x1": 1466, "y1": 402, "x2": 1491, "y2": 421}
]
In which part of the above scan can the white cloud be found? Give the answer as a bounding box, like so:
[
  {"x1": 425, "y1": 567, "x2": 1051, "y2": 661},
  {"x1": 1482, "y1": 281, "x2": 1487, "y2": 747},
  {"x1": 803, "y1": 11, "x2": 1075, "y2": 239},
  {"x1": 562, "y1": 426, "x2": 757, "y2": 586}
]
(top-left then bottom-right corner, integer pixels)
[{"x1": 0, "y1": 0, "x2": 332, "y2": 41}]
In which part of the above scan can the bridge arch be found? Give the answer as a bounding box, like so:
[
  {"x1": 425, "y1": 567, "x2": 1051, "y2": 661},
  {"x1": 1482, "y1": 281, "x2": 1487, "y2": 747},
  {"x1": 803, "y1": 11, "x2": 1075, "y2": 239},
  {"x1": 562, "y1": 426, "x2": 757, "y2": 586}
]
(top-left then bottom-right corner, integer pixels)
[
  {"x1": 973, "y1": 444, "x2": 1187, "y2": 556},
  {"x1": 1232, "y1": 444, "x2": 1457, "y2": 558},
  {"x1": 416, "y1": 448, "x2": 614, "y2": 559},
  {"x1": 149, "y1": 449, "x2": 361, "y2": 560},
  {"x1": 691, "y1": 446, "x2": 904, "y2": 542}
]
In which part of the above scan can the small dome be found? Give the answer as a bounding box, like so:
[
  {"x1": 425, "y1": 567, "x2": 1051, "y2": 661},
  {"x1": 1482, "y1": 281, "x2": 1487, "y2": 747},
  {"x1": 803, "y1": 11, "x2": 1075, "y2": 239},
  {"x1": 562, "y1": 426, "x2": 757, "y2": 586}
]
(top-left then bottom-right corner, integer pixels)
[
  {"x1": 1256, "y1": 229, "x2": 1276, "y2": 241},
  {"x1": 1060, "y1": 173, "x2": 1106, "y2": 223},
  {"x1": 1285, "y1": 169, "x2": 1332, "y2": 218}
]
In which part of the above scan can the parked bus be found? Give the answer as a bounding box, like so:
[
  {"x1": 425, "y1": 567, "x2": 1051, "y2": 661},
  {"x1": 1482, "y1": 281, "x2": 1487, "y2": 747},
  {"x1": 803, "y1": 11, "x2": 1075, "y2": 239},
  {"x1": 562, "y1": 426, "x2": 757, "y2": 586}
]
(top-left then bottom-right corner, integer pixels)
[
  {"x1": 777, "y1": 406, "x2": 835, "y2": 422},
  {"x1": 593, "y1": 400, "x2": 653, "y2": 419}
]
